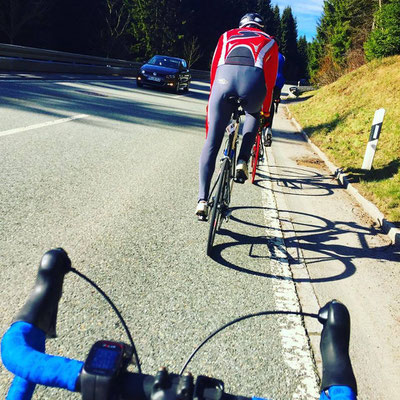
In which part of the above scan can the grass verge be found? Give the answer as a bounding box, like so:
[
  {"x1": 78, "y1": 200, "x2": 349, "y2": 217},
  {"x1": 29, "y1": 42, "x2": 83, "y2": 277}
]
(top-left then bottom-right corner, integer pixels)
[{"x1": 288, "y1": 55, "x2": 400, "y2": 225}]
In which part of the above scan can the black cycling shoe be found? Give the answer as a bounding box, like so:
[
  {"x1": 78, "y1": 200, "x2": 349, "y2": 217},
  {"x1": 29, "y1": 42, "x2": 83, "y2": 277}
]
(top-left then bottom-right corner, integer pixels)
[
  {"x1": 264, "y1": 128, "x2": 272, "y2": 147},
  {"x1": 234, "y1": 170, "x2": 248, "y2": 184}
]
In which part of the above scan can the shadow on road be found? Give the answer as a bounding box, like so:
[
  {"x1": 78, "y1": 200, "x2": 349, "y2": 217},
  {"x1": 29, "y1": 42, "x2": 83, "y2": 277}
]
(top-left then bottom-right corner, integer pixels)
[
  {"x1": 209, "y1": 200, "x2": 399, "y2": 283},
  {"x1": 0, "y1": 78, "x2": 209, "y2": 133},
  {"x1": 253, "y1": 165, "x2": 336, "y2": 197}
]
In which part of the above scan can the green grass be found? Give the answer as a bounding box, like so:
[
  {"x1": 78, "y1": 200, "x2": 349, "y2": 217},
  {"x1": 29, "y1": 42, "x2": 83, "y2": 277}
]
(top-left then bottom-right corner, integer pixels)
[{"x1": 289, "y1": 55, "x2": 400, "y2": 224}]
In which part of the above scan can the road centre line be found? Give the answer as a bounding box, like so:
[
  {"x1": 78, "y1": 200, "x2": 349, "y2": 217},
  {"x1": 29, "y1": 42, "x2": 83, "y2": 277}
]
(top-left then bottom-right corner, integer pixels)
[{"x1": 0, "y1": 114, "x2": 89, "y2": 138}]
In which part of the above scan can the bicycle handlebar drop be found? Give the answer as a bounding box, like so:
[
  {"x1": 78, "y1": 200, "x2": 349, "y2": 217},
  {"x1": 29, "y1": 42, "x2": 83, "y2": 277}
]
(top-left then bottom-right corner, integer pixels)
[
  {"x1": 1, "y1": 249, "x2": 81, "y2": 399},
  {"x1": 2, "y1": 322, "x2": 83, "y2": 395}
]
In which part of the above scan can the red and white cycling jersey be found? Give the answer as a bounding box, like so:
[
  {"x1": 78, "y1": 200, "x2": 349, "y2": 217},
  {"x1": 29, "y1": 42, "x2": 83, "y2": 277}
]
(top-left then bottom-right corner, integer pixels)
[{"x1": 210, "y1": 27, "x2": 279, "y2": 114}]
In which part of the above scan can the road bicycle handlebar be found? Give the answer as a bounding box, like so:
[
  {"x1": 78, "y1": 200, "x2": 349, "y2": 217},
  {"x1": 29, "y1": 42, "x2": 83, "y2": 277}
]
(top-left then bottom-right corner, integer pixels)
[
  {"x1": 1, "y1": 322, "x2": 252, "y2": 400},
  {"x1": 1, "y1": 249, "x2": 357, "y2": 400},
  {"x1": 2, "y1": 320, "x2": 249, "y2": 400}
]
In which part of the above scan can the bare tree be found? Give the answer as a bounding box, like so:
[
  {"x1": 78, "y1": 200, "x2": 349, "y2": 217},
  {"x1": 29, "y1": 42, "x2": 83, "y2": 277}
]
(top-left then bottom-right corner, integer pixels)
[
  {"x1": 183, "y1": 37, "x2": 202, "y2": 68},
  {"x1": 102, "y1": 0, "x2": 131, "y2": 57},
  {"x1": 0, "y1": 0, "x2": 49, "y2": 44}
]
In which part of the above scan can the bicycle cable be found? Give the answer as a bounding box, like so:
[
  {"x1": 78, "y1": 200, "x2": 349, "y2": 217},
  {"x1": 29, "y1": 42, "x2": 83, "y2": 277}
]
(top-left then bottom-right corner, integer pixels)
[
  {"x1": 179, "y1": 310, "x2": 318, "y2": 375},
  {"x1": 71, "y1": 267, "x2": 142, "y2": 374}
]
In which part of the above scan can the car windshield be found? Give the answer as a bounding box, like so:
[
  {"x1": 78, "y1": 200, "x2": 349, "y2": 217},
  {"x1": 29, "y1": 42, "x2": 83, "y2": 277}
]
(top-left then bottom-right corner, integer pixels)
[{"x1": 148, "y1": 56, "x2": 181, "y2": 69}]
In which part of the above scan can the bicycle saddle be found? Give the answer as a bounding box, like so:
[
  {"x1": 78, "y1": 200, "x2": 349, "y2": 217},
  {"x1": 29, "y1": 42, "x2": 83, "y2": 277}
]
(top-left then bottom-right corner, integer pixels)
[{"x1": 226, "y1": 95, "x2": 247, "y2": 107}]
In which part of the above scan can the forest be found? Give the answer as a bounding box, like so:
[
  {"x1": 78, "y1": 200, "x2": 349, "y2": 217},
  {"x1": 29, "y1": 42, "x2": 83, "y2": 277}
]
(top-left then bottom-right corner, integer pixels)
[
  {"x1": 309, "y1": 0, "x2": 400, "y2": 84},
  {"x1": 0, "y1": 0, "x2": 306, "y2": 81},
  {"x1": 0, "y1": 0, "x2": 399, "y2": 84}
]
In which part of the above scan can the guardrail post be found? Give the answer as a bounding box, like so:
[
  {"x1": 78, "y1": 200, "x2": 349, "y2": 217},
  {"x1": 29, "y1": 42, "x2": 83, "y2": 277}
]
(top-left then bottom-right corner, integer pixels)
[{"x1": 361, "y1": 108, "x2": 385, "y2": 171}]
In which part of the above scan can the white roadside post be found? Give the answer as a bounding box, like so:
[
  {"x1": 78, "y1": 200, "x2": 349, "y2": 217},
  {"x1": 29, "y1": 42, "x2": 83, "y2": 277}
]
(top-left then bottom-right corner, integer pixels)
[{"x1": 361, "y1": 108, "x2": 386, "y2": 170}]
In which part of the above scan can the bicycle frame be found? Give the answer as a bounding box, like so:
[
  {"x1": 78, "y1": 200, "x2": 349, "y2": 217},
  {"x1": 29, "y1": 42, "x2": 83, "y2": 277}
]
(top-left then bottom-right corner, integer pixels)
[
  {"x1": 206, "y1": 104, "x2": 243, "y2": 255},
  {"x1": 208, "y1": 107, "x2": 242, "y2": 206},
  {"x1": 223, "y1": 114, "x2": 240, "y2": 197},
  {"x1": 250, "y1": 126, "x2": 264, "y2": 184}
]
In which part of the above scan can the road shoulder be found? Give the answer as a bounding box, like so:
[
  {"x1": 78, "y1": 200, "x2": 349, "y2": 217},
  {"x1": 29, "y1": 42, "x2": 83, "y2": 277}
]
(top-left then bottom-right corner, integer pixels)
[{"x1": 265, "y1": 103, "x2": 400, "y2": 400}]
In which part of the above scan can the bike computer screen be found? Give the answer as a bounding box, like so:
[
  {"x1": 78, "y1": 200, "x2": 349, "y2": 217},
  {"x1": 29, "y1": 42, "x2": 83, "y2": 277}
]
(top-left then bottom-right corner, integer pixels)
[{"x1": 84, "y1": 341, "x2": 124, "y2": 376}]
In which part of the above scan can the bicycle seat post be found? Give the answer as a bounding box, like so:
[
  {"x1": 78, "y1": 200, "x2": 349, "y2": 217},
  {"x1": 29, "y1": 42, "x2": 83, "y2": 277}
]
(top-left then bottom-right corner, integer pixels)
[{"x1": 227, "y1": 96, "x2": 246, "y2": 121}]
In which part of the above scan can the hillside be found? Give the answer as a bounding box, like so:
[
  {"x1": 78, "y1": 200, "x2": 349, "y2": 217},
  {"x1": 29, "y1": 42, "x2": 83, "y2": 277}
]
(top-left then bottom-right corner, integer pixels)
[{"x1": 289, "y1": 55, "x2": 400, "y2": 224}]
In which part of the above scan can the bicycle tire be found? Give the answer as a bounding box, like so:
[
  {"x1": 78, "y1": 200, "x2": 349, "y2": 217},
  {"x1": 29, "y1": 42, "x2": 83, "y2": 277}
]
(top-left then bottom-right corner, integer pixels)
[
  {"x1": 265, "y1": 127, "x2": 272, "y2": 147},
  {"x1": 259, "y1": 131, "x2": 265, "y2": 160},
  {"x1": 250, "y1": 144, "x2": 256, "y2": 175},
  {"x1": 207, "y1": 159, "x2": 229, "y2": 256},
  {"x1": 251, "y1": 132, "x2": 261, "y2": 184}
]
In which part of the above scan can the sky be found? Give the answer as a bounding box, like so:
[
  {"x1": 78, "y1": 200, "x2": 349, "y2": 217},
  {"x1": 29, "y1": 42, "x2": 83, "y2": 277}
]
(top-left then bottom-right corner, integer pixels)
[{"x1": 272, "y1": 0, "x2": 324, "y2": 41}]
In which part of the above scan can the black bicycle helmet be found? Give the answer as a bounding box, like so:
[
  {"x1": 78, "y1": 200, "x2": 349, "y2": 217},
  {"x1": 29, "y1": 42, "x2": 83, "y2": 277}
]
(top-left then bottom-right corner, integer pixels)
[{"x1": 239, "y1": 13, "x2": 265, "y2": 29}]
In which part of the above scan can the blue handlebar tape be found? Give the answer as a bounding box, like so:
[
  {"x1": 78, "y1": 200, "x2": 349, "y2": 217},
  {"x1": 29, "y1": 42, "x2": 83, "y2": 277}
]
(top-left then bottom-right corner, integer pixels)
[
  {"x1": 7, "y1": 377, "x2": 36, "y2": 400},
  {"x1": 1, "y1": 321, "x2": 83, "y2": 398},
  {"x1": 320, "y1": 386, "x2": 357, "y2": 400}
]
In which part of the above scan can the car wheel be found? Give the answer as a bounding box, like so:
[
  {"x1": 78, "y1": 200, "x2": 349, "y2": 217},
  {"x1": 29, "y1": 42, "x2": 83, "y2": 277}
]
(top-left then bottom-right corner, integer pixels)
[{"x1": 137, "y1": 80, "x2": 143, "y2": 88}]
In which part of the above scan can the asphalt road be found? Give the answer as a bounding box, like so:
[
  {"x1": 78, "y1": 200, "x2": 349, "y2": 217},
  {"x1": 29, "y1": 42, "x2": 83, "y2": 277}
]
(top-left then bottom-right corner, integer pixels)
[{"x1": 0, "y1": 78, "x2": 319, "y2": 399}]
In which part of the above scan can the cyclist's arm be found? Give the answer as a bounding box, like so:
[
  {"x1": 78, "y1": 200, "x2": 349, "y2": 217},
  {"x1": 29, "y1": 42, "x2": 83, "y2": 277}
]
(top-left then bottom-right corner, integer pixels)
[
  {"x1": 261, "y1": 40, "x2": 279, "y2": 116},
  {"x1": 206, "y1": 32, "x2": 225, "y2": 137},
  {"x1": 210, "y1": 32, "x2": 225, "y2": 89},
  {"x1": 274, "y1": 53, "x2": 285, "y2": 92}
]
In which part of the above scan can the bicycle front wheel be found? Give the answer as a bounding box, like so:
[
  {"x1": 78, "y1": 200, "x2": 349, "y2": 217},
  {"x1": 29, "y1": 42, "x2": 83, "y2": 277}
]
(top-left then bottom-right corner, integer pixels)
[
  {"x1": 251, "y1": 132, "x2": 261, "y2": 184},
  {"x1": 207, "y1": 159, "x2": 229, "y2": 256}
]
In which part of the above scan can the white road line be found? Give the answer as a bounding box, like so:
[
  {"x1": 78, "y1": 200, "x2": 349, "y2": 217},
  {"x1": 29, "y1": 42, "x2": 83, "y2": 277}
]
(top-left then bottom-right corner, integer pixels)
[
  {"x1": 0, "y1": 114, "x2": 89, "y2": 138},
  {"x1": 259, "y1": 161, "x2": 320, "y2": 400}
]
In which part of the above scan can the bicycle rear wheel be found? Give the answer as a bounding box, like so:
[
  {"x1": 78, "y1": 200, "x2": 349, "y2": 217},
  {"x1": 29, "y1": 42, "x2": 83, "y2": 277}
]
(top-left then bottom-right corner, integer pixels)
[
  {"x1": 251, "y1": 132, "x2": 261, "y2": 184},
  {"x1": 207, "y1": 159, "x2": 229, "y2": 256}
]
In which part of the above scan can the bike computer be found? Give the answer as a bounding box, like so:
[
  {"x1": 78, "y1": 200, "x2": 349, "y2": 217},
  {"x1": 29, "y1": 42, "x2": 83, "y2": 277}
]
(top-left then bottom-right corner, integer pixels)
[
  {"x1": 85, "y1": 341, "x2": 124, "y2": 375},
  {"x1": 80, "y1": 340, "x2": 131, "y2": 400}
]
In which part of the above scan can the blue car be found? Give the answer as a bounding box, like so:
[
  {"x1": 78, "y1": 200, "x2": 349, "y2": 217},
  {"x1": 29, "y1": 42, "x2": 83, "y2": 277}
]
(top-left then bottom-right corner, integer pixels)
[{"x1": 137, "y1": 55, "x2": 191, "y2": 93}]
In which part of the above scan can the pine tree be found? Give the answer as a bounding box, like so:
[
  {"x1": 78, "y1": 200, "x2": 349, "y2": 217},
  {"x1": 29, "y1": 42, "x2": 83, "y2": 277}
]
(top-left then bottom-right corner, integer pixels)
[
  {"x1": 256, "y1": 0, "x2": 275, "y2": 35},
  {"x1": 308, "y1": 0, "x2": 380, "y2": 84},
  {"x1": 280, "y1": 7, "x2": 298, "y2": 80},
  {"x1": 127, "y1": 0, "x2": 184, "y2": 60},
  {"x1": 297, "y1": 35, "x2": 309, "y2": 79},
  {"x1": 270, "y1": 5, "x2": 281, "y2": 41},
  {"x1": 308, "y1": 38, "x2": 322, "y2": 81},
  {"x1": 365, "y1": 0, "x2": 400, "y2": 60}
]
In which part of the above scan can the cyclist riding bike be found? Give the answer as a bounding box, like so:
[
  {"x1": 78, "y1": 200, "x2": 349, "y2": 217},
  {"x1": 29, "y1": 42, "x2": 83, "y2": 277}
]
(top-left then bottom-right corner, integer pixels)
[
  {"x1": 196, "y1": 12, "x2": 279, "y2": 218},
  {"x1": 262, "y1": 52, "x2": 285, "y2": 146}
]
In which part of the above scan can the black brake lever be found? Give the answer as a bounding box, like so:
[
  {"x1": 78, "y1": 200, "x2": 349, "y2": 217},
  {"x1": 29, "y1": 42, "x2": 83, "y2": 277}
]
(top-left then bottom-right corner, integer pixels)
[
  {"x1": 318, "y1": 300, "x2": 357, "y2": 394},
  {"x1": 14, "y1": 248, "x2": 72, "y2": 338}
]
